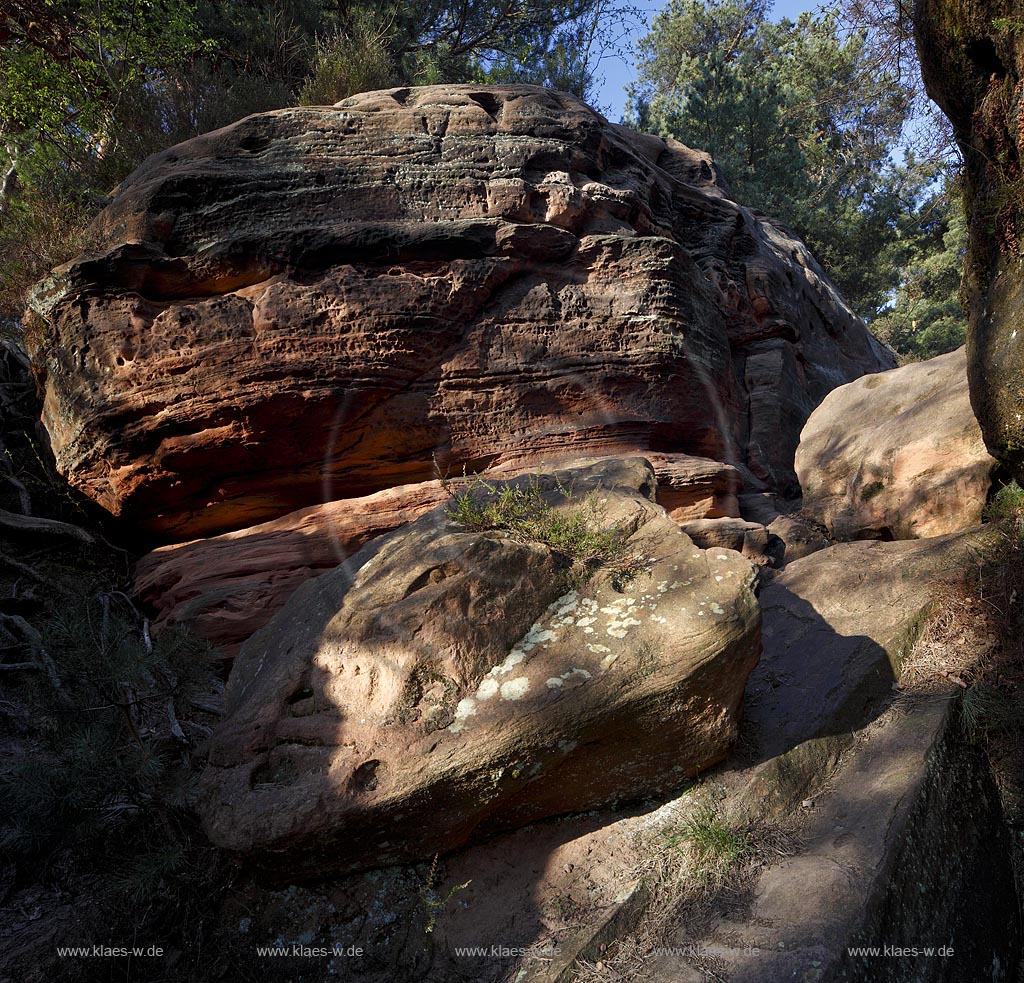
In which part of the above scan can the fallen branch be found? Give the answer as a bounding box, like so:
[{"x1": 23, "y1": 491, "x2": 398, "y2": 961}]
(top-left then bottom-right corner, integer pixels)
[
  {"x1": 0, "y1": 612, "x2": 63, "y2": 693},
  {"x1": 0, "y1": 554, "x2": 71, "y2": 594},
  {"x1": 189, "y1": 695, "x2": 225, "y2": 716},
  {"x1": 0, "y1": 509, "x2": 95, "y2": 544}
]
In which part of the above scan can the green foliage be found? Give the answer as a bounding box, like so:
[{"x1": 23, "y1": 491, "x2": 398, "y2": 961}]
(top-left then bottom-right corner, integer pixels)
[
  {"x1": 296, "y1": 0, "x2": 640, "y2": 108},
  {"x1": 626, "y1": 0, "x2": 945, "y2": 321},
  {"x1": 445, "y1": 473, "x2": 644, "y2": 590},
  {"x1": 665, "y1": 801, "x2": 751, "y2": 882},
  {"x1": 960, "y1": 684, "x2": 1024, "y2": 743},
  {"x1": 991, "y1": 17, "x2": 1024, "y2": 37},
  {"x1": 419, "y1": 853, "x2": 471, "y2": 934},
  {"x1": 871, "y1": 180, "x2": 968, "y2": 361},
  {"x1": 983, "y1": 480, "x2": 1024, "y2": 540},
  {"x1": 0, "y1": 590, "x2": 215, "y2": 860},
  {"x1": 299, "y1": 7, "x2": 401, "y2": 105},
  {"x1": 0, "y1": 0, "x2": 214, "y2": 324},
  {"x1": 0, "y1": 550, "x2": 253, "y2": 978}
]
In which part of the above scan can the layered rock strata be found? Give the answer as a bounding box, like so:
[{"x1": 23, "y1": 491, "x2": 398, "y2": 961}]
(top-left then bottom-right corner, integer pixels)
[{"x1": 27, "y1": 85, "x2": 893, "y2": 541}]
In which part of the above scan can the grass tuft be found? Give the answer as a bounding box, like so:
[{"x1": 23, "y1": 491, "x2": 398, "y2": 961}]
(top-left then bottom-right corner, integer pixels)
[
  {"x1": 444, "y1": 472, "x2": 646, "y2": 591},
  {"x1": 984, "y1": 479, "x2": 1024, "y2": 540},
  {"x1": 668, "y1": 802, "x2": 752, "y2": 884}
]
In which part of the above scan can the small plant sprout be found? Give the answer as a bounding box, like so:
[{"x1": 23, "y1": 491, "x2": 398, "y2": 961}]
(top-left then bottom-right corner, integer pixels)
[{"x1": 420, "y1": 853, "x2": 471, "y2": 933}]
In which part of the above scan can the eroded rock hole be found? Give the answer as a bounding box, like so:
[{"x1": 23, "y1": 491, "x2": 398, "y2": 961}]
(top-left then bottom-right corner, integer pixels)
[
  {"x1": 967, "y1": 38, "x2": 1005, "y2": 79},
  {"x1": 239, "y1": 133, "x2": 270, "y2": 153},
  {"x1": 469, "y1": 91, "x2": 502, "y2": 120},
  {"x1": 349, "y1": 759, "x2": 381, "y2": 793},
  {"x1": 286, "y1": 685, "x2": 315, "y2": 705}
]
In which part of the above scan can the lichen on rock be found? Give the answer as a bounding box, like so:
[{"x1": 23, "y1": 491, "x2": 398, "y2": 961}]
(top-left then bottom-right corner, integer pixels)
[{"x1": 198, "y1": 458, "x2": 761, "y2": 876}]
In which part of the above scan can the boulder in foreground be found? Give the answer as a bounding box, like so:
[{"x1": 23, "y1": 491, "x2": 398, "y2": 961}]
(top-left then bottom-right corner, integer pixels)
[{"x1": 198, "y1": 459, "x2": 761, "y2": 875}]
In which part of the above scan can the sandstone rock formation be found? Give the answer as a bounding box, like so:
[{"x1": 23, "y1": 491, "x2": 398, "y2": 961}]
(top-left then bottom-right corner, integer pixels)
[
  {"x1": 133, "y1": 451, "x2": 744, "y2": 654},
  {"x1": 198, "y1": 459, "x2": 761, "y2": 875},
  {"x1": 916, "y1": 6, "x2": 1024, "y2": 481},
  {"x1": 749, "y1": 530, "x2": 994, "y2": 760},
  {"x1": 795, "y1": 347, "x2": 997, "y2": 540},
  {"x1": 133, "y1": 480, "x2": 449, "y2": 658},
  {"x1": 27, "y1": 85, "x2": 892, "y2": 541},
  {"x1": 677, "y1": 516, "x2": 768, "y2": 560},
  {"x1": 640, "y1": 528, "x2": 1012, "y2": 983},
  {"x1": 765, "y1": 513, "x2": 830, "y2": 565}
]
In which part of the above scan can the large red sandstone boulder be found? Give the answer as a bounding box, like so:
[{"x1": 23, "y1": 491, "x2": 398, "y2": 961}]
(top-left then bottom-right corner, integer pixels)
[
  {"x1": 197, "y1": 459, "x2": 761, "y2": 876},
  {"x1": 27, "y1": 85, "x2": 892, "y2": 541},
  {"x1": 795, "y1": 347, "x2": 997, "y2": 540}
]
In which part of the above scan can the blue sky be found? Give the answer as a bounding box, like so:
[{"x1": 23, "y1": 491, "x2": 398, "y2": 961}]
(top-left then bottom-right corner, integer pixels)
[{"x1": 595, "y1": 0, "x2": 822, "y2": 122}]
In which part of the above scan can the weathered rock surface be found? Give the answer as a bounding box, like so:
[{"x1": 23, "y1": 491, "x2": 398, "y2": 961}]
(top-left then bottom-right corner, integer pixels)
[
  {"x1": 645, "y1": 453, "x2": 742, "y2": 521},
  {"x1": 643, "y1": 697, "x2": 1019, "y2": 983},
  {"x1": 916, "y1": 6, "x2": 1024, "y2": 482},
  {"x1": 133, "y1": 480, "x2": 448, "y2": 657},
  {"x1": 796, "y1": 347, "x2": 997, "y2": 540},
  {"x1": 27, "y1": 84, "x2": 892, "y2": 540},
  {"x1": 748, "y1": 531, "x2": 993, "y2": 761},
  {"x1": 766, "y1": 512, "x2": 831, "y2": 565},
  {"x1": 677, "y1": 516, "x2": 768, "y2": 560},
  {"x1": 198, "y1": 459, "x2": 761, "y2": 875},
  {"x1": 133, "y1": 451, "x2": 744, "y2": 654},
  {"x1": 578, "y1": 528, "x2": 1015, "y2": 983}
]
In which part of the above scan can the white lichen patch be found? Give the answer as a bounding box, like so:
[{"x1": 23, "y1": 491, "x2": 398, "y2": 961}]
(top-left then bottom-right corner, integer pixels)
[
  {"x1": 554, "y1": 592, "x2": 580, "y2": 615},
  {"x1": 710, "y1": 602, "x2": 725, "y2": 615},
  {"x1": 549, "y1": 591, "x2": 587, "y2": 629},
  {"x1": 599, "y1": 599, "x2": 630, "y2": 615},
  {"x1": 587, "y1": 643, "x2": 611, "y2": 654},
  {"x1": 492, "y1": 649, "x2": 525, "y2": 675},
  {"x1": 449, "y1": 697, "x2": 478, "y2": 733},
  {"x1": 607, "y1": 615, "x2": 641, "y2": 638},
  {"x1": 476, "y1": 677, "x2": 500, "y2": 700},
  {"x1": 600, "y1": 652, "x2": 619, "y2": 670},
  {"x1": 521, "y1": 627, "x2": 555, "y2": 651},
  {"x1": 547, "y1": 667, "x2": 593, "y2": 691},
  {"x1": 500, "y1": 677, "x2": 530, "y2": 701}
]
